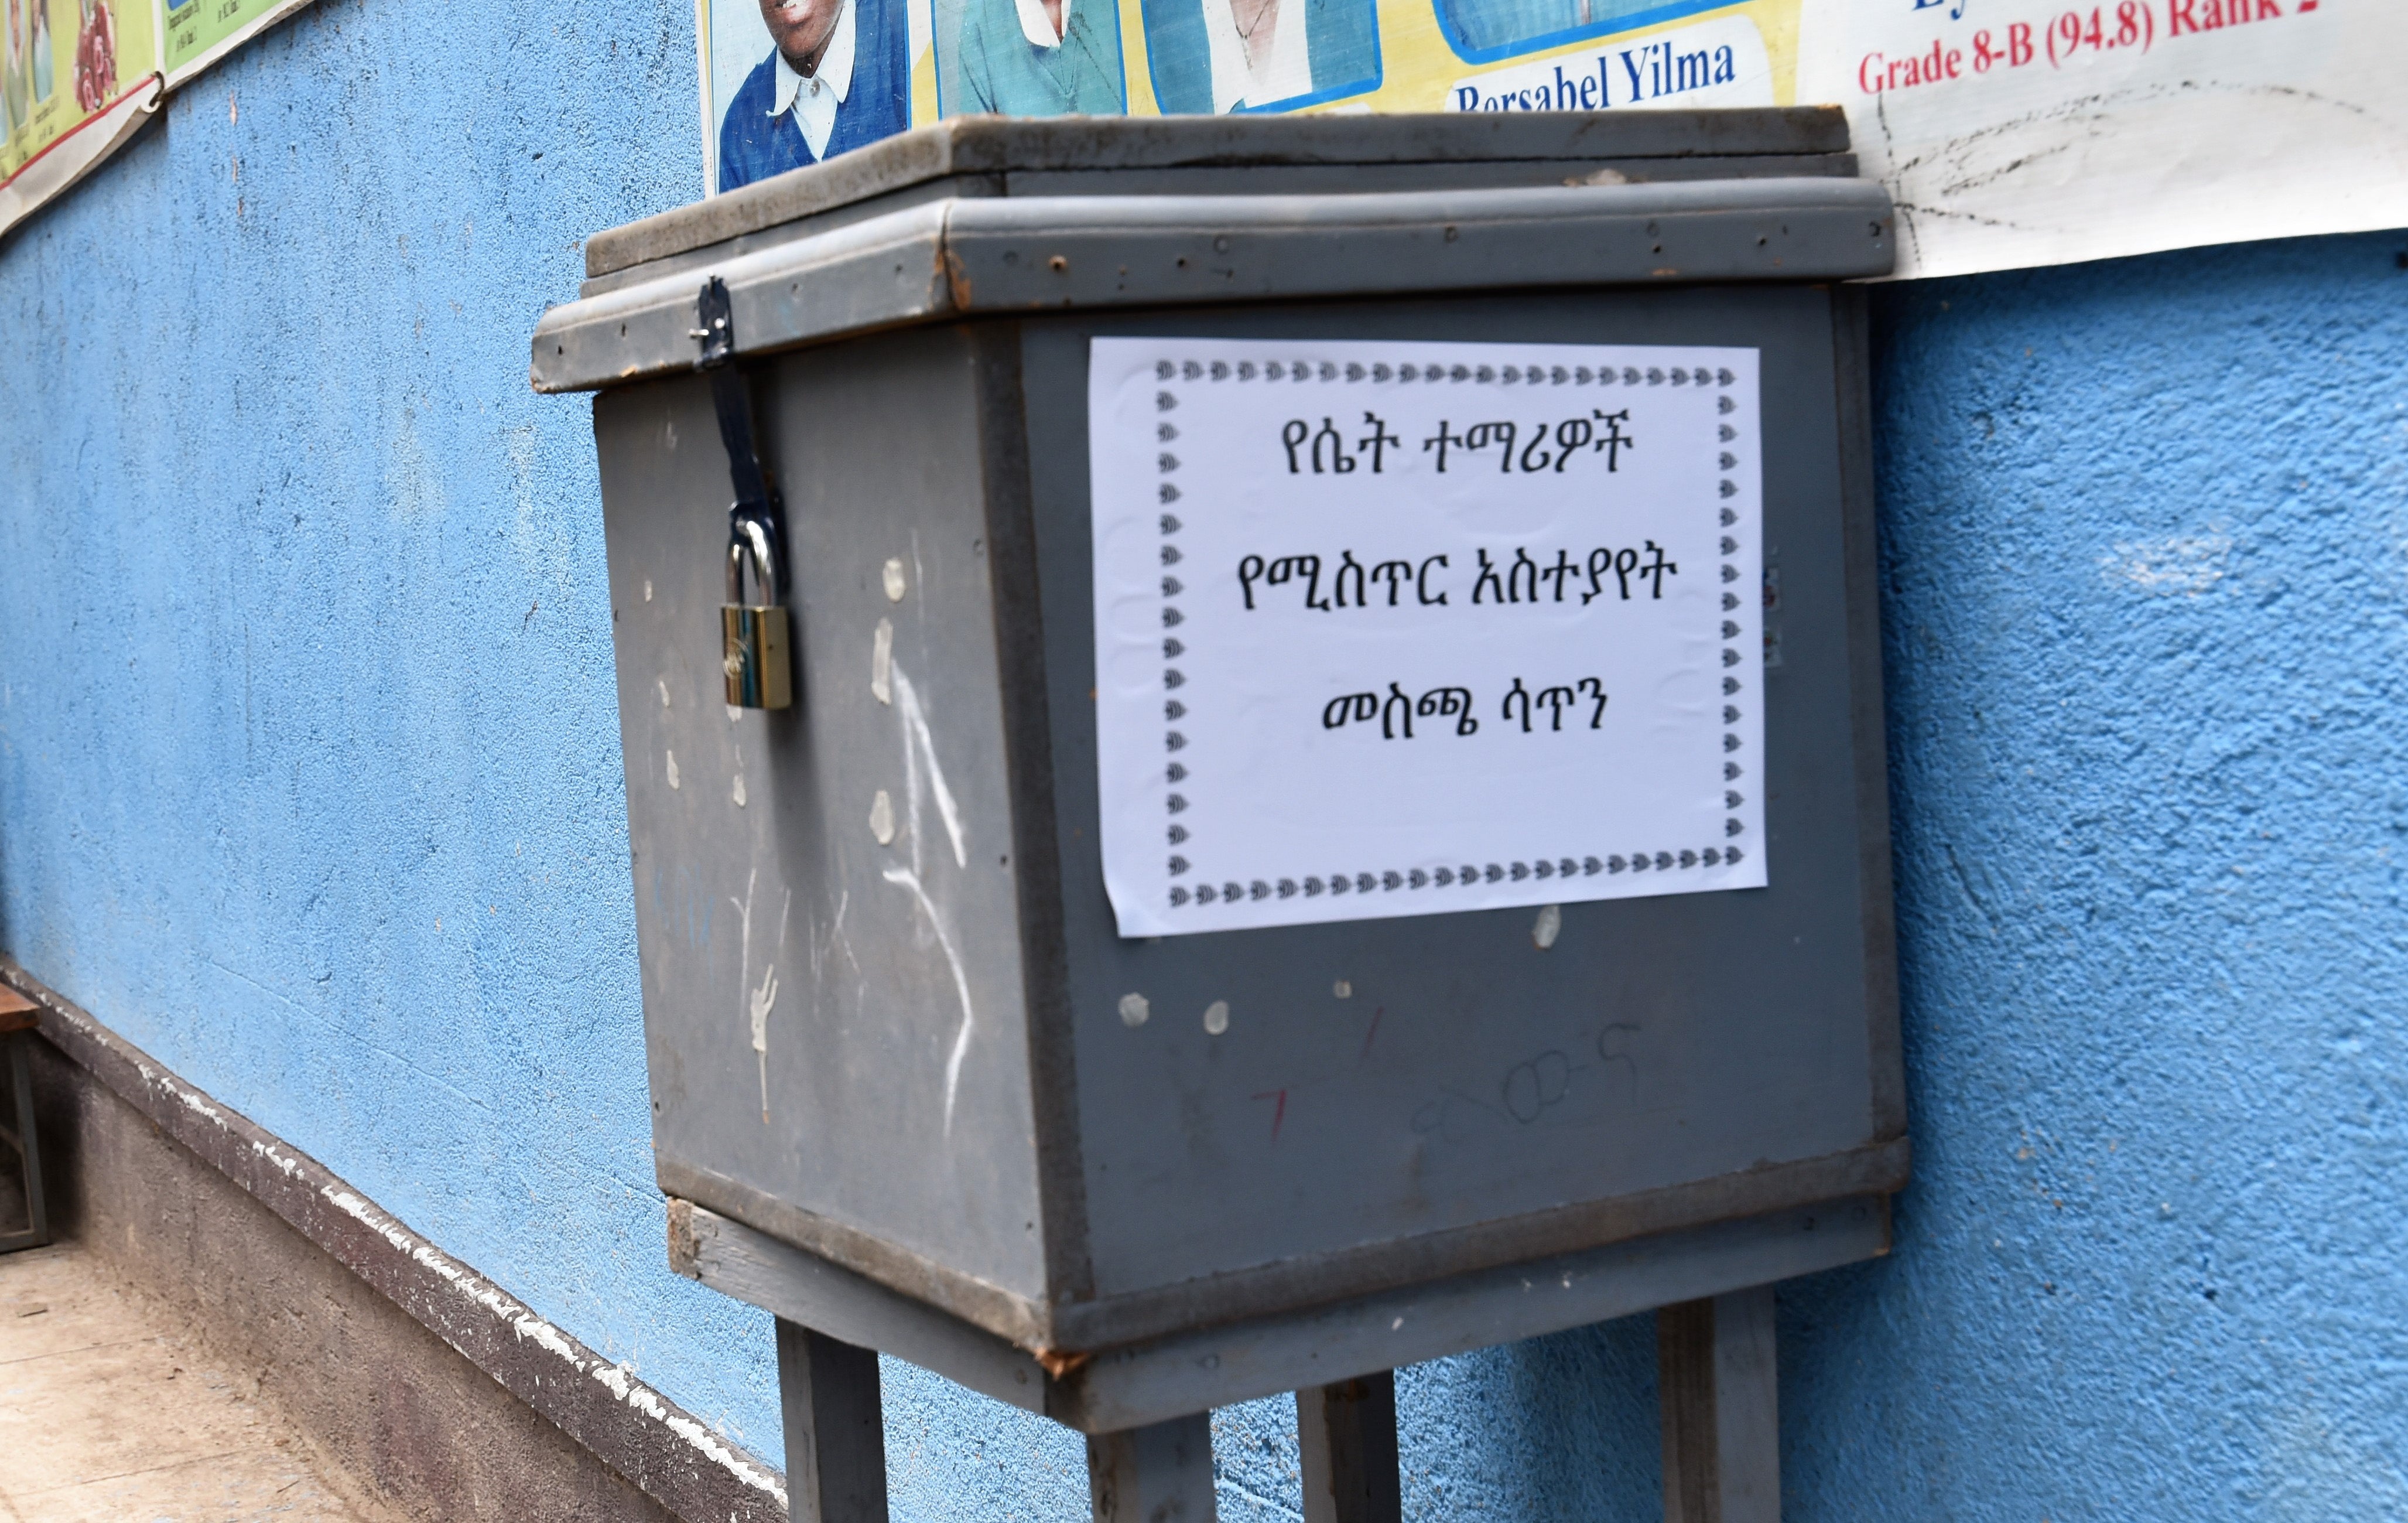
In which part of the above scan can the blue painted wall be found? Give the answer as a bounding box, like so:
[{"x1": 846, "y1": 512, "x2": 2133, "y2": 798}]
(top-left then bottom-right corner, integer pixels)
[
  {"x1": 1780, "y1": 236, "x2": 2408, "y2": 1520},
  {"x1": 1, "y1": 0, "x2": 2402, "y2": 1512},
  {"x1": 0, "y1": 0, "x2": 792, "y2": 1461}
]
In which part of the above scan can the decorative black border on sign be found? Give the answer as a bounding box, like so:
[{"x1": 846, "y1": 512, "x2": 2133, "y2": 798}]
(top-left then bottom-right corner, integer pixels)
[
  {"x1": 1167, "y1": 846, "x2": 1749, "y2": 907},
  {"x1": 1150, "y1": 356, "x2": 1739, "y2": 390},
  {"x1": 1715, "y1": 386, "x2": 1749, "y2": 849},
  {"x1": 1140, "y1": 353, "x2": 1754, "y2": 913}
]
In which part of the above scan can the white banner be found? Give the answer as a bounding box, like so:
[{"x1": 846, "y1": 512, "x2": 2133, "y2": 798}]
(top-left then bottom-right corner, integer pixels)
[
  {"x1": 1798, "y1": 1, "x2": 2408, "y2": 279},
  {"x1": 1087, "y1": 337, "x2": 1766, "y2": 940}
]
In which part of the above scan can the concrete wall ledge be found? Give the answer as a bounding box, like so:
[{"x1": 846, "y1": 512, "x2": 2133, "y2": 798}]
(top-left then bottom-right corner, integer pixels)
[{"x1": 0, "y1": 955, "x2": 785, "y2": 1523}]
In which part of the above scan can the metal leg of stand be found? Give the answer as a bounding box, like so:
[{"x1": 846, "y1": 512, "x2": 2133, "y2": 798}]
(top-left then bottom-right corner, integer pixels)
[
  {"x1": 776, "y1": 1318, "x2": 889, "y2": 1523},
  {"x1": 1659, "y1": 1286, "x2": 1780, "y2": 1523},
  {"x1": 1, "y1": 1031, "x2": 47, "y2": 1253},
  {"x1": 1088, "y1": 1410, "x2": 1218, "y2": 1523},
  {"x1": 1297, "y1": 1372, "x2": 1402, "y2": 1523}
]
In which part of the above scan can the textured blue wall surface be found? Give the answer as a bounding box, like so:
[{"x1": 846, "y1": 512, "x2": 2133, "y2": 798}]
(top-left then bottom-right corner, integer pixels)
[
  {"x1": 0, "y1": 0, "x2": 796, "y2": 1459},
  {"x1": 1, "y1": 0, "x2": 2403, "y2": 1510},
  {"x1": 1777, "y1": 235, "x2": 2408, "y2": 1521}
]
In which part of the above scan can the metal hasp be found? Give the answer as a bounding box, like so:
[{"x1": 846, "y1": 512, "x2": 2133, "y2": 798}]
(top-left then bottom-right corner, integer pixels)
[
  {"x1": 696, "y1": 275, "x2": 793, "y2": 711},
  {"x1": 540, "y1": 112, "x2": 1904, "y2": 1521},
  {"x1": 0, "y1": 985, "x2": 49, "y2": 1254}
]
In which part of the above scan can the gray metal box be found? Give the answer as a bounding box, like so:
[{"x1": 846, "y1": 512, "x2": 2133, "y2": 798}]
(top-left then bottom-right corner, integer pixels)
[{"x1": 534, "y1": 111, "x2": 1904, "y2": 1432}]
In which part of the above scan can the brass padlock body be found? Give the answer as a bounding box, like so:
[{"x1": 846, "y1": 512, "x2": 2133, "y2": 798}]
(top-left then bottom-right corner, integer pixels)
[{"x1": 721, "y1": 603, "x2": 793, "y2": 710}]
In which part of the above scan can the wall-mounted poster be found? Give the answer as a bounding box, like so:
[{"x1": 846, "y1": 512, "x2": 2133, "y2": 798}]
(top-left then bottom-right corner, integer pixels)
[
  {"x1": 162, "y1": 0, "x2": 314, "y2": 84},
  {"x1": 1797, "y1": 0, "x2": 2408, "y2": 279},
  {"x1": 700, "y1": 0, "x2": 1804, "y2": 194},
  {"x1": 695, "y1": 0, "x2": 2408, "y2": 284},
  {"x1": 0, "y1": 0, "x2": 159, "y2": 238}
]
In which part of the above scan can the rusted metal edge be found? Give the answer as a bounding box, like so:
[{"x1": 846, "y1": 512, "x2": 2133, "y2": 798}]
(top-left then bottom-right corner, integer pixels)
[
  {"x1": 586, "y1": 110, "x2": 1851, "y2": 279},
  {"x1": 0, "y1": 955, "x2": 786, "y2": 1523},
  {"x1": 659, "y1": 1157, "x2": 1054, "y2": 1348},
  {"x1": 573, "y1": 152, "x2": 1860, "y2": 305},
  {"x1": 1048, "y1": 1136, "x2": 1913, "y2": 1355},
  {"x1": 664, "y1": 1132, "x2": 1908, "y2": 1357},
  {"x1": 533, "y1": 198, "x2": 957, "y2": 395},
  {"x1": 675, "y1": 1192, "x2": 1891, "y2": 1433},
  {"x1": 532, "y1": 176, "x2": 1896, "y2": 395}
]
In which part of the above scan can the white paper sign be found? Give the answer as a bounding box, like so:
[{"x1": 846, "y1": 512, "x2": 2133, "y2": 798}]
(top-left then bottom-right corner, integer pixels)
[{"x1": 1087, "y1": 337, "x2": 1766, "y2": 939}]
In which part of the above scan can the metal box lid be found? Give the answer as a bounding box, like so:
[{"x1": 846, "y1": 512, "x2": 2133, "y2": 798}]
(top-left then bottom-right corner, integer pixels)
[
  {"x1": 583, "y1": 109, "x2": 1856, "y2": 280},
  {"x1": 532, "y1": 111, "x2": 1893, "y2": 393}
]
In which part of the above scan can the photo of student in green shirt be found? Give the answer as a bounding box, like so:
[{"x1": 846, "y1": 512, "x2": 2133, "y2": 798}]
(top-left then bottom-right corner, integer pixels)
[
  {"x1": 1437, "y1": 0, "x2": 1663, "y2": 63},
  {"x1": 1138, "y1": 0, "x2": 1376, "y2": 114},
  {"x1": 945, "y1": 0, "x2": 1125, "y2": 117}
]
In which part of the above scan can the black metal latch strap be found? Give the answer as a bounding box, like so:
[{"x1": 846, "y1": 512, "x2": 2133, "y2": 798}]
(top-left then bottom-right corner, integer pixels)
[{"x1": 693, "y1": 276, "x2": 788, "y2": 599}]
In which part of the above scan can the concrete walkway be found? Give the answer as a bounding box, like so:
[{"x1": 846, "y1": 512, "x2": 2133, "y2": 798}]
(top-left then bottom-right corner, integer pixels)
[{"x1": 0, "y1": 1239, "x2": 403, "y2": 1522}]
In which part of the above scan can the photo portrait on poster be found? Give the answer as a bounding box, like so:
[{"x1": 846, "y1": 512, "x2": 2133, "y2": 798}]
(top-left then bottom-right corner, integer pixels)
[
  {"x1": 3, "y1": 0, "x2": 26, "y2": 144},
  {"x1": 937, "y1": 0, "x2": 1124, "y2": 118},
  {"x1": 29, "y1": 0, "x2": 52, "y2": 107},
  {"x1": 1436, "y1": 0, "x2": 1695, "y2": 65},
  {"x1": 1137, "y1": 0, "x2": 1377, "y2": 114},
  {"x1": 73, "y1": 0, "x2": 117, "y2": 112},
  {"x1": 712, "y1": 0, "x2": 910, "y2": 192}
]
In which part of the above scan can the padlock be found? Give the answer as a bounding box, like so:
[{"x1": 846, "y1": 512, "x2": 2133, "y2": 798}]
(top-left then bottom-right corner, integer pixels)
[{"x1": 721, "y1": 515, "x2": 792, "y2": 710}]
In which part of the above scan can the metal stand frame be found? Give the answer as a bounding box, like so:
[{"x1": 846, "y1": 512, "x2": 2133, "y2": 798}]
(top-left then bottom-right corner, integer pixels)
[
  {"x1": 702, "y1": 1201, "x2": 1813, "y2": 1523},
  {"x1": 0, "y1": 1026, "x2": 49, "y2": 1254},
  {"x1": 1658, "y1": 1288, "x2": 1781, "y2": 1523},
  {"x1": 1298, "y1": 1373, "x2": 1403, "y2": 1523},
  {"x1": 1088, "y1": 1411, "x2": 1218, "y2": 1523},
  {"x1": 776, "y1": 1319, "x2": 890, "y2": 1523},
  {"x1": 775, "y1": 1295, "x2": 1786, "y2": 1523}
]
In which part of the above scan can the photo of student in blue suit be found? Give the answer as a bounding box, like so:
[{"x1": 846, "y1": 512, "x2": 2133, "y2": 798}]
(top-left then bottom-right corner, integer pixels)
[
  {"x1": 946, "y1": 0, "x2": 1126, "y2": 116},
  {"x1": 718, "y1": 0, "x2": 911, "y2": 192},
  {"x1": 1436, "y1": 0, "x2": 1663, "y2": 63},
  {"x1": 1138, "y1": 0, "x2": 1377, "y2": 114}
]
